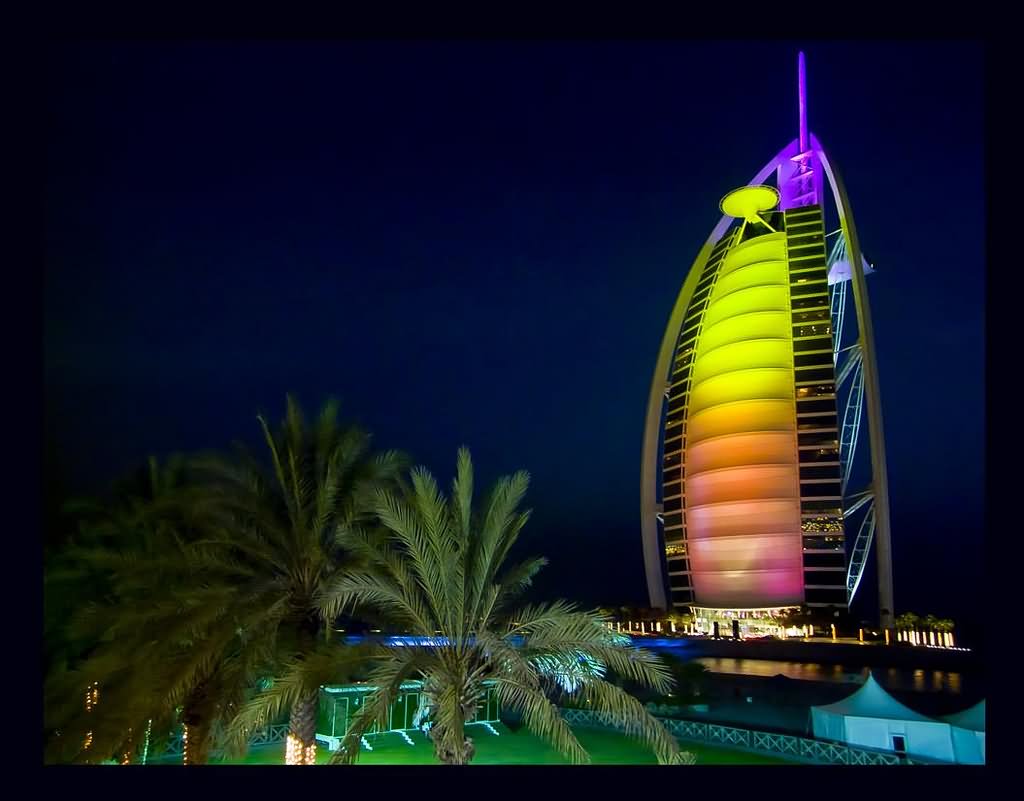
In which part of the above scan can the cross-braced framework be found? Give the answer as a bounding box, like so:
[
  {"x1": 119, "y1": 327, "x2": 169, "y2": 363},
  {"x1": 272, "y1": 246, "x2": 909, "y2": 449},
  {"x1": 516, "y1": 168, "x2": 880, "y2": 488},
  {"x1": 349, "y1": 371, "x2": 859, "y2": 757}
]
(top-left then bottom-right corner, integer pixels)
[
  {"x1": 640, "y1": 53, "x2": 895, "y2": 631},
  {"x1": 828, "y1": 240, "x2": 876, "y2": 605},
  {"x1": 828, "y1": 240, "x2": 848, "y2": 359}
]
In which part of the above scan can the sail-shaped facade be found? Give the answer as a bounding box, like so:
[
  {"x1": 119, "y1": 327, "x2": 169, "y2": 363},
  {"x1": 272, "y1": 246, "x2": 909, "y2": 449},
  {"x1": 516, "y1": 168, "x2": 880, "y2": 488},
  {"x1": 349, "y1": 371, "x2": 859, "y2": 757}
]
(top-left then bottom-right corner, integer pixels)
[{"x1": 640, "y1": 54, "x2": 895, "y2": 629}]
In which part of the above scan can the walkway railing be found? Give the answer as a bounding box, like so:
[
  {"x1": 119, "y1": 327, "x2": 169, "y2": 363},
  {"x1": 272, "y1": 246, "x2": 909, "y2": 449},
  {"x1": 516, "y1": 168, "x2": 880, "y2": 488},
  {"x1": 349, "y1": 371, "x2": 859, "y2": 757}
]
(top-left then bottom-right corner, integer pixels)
[
  {"x1": 560, "y1": 708, "x2": 904, "y2": 765},
  {"x1": 153, "y1": 711, "x2": 918, "y2": 765},
  {"x1": 156, "y1": 724, "x2": 290, "y2": 761}
]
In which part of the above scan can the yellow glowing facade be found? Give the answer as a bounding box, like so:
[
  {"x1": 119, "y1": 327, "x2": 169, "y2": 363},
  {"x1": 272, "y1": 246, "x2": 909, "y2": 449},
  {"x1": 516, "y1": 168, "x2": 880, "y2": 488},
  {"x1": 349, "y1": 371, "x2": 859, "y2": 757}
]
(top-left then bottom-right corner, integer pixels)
[
  {"x1": 685, "y1": 226, "x2": 805, "y2": 608},
  {"x1": 647, "y1": 187, "x2": 848, "y2": 613}
]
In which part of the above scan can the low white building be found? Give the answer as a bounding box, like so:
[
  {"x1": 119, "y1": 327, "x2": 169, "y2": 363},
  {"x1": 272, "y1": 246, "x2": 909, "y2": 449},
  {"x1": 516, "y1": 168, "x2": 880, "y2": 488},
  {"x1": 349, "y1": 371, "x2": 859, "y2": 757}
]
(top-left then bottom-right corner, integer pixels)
[
  {"x1": 941, "y1": 700, "x2": 985, "y2": 765},
  {"x1": 811, "y1": 674, "x2": 983, "y2": 764}
]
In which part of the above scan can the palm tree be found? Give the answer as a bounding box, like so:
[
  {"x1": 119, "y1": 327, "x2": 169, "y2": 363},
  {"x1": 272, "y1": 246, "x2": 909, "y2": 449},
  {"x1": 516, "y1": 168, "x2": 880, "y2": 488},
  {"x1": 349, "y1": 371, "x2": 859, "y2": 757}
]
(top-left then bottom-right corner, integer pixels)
[
  {"x1": 44, "y1": 455, "x2": 180, "y2": 763},
  {"x1": 235, "y1": 448, "x2": 693, "y2": 765},
  {"x1": 45, "y1": 455, "x2": 271, "y2": 765},
  {"x1": 44, "y1": 456, "x2": 186, "y2": 676},
  {"x1": 189, "y1": 395, "x2": 406, "y2": 764},
  {"x1": 46, "y1": 396, "x2": 406, "y2": 765},
  {"x1": 933, "y1": 618, "x2": 955, "y2": 646},
  {"x1": 895, "y1": 612, "x2": 920, "y2": 631}
]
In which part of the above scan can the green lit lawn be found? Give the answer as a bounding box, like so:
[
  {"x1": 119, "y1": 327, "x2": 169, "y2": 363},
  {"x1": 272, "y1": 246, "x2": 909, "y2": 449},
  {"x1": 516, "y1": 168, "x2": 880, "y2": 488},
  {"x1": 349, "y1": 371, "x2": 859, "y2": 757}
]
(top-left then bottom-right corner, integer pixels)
[{"x1": 208, "y1": 723, "x2": 793, "y2": 765}]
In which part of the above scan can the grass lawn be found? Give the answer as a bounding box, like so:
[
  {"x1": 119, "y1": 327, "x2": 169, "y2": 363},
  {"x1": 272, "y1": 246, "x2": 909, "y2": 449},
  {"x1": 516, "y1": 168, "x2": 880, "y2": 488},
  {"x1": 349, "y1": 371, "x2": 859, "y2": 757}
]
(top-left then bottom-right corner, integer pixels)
[{"x1": 206, "y1": 723, "x2": 793, "y2": 765}]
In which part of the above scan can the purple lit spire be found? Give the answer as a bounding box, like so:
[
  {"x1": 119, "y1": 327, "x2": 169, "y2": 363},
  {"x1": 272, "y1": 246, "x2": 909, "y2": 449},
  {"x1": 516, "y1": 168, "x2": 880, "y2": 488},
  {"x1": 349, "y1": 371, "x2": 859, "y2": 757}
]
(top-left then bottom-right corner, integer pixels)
[
  {"x1": 778, "y1": 50, "x2": 820, "y2": 209},
  {"x1": 798, "y1": 51, "x2": 808, "y2": 152}
]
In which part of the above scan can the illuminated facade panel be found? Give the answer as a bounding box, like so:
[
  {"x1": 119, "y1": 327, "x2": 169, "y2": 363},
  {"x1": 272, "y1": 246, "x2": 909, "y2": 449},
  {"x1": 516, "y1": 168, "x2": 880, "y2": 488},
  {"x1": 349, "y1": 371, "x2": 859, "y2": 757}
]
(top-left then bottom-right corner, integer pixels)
[
  {"x1": 683, "y1": 224, "x2": 804, "y2": 609},
  {"x1": 647, "y1": 189, "x2": 849, "y2": 612}
]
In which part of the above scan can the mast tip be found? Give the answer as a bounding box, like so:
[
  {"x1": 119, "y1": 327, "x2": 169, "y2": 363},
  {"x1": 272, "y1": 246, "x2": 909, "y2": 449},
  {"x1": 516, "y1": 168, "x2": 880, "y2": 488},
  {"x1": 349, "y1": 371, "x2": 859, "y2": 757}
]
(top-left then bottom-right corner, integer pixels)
[{"x1": 798, "y1": 51, "x2": 808, "y2": 151}]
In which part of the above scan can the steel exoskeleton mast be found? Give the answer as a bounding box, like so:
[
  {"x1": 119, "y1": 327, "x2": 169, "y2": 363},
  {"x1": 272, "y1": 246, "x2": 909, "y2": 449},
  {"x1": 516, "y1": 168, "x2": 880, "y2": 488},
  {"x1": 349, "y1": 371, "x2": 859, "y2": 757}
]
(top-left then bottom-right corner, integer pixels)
[{"x1": 640, "y1": 52, "x2": 895, "y2": 633}]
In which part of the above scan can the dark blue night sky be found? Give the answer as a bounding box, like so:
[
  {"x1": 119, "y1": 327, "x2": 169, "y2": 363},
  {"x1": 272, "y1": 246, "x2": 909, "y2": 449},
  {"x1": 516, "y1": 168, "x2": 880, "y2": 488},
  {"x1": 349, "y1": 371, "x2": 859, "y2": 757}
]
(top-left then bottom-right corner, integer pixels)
[{"x1": 45, "y1": 41, "x2": 984, "y2": 624}]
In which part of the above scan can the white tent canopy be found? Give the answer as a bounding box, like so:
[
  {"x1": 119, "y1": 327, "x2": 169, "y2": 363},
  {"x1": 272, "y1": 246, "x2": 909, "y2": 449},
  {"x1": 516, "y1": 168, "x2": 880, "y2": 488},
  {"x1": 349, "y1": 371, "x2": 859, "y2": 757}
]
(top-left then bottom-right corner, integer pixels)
[
  {"x1": 811, "y1": 674, "x2": 969, "y2": 763},
  {"x1": 942, "y1": 700, "x2": 986, "y2": 764},
  {"x1": 942, "y1": 700, "x2": 985, "y2": 731}
]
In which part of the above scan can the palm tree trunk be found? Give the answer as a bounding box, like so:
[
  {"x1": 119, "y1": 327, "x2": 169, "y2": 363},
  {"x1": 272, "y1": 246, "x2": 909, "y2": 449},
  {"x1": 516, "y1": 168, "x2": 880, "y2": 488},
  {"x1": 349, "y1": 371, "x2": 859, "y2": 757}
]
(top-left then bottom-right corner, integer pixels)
[
  {"x1": 119, "y1": 727, "x2": 136, "y2": 765},
  {"x1": 432, "y1": 731, "x2": 475, "y2": 764},
  {"x1": 286, "y1": 691, "x2": 318, "y2": 765},
  {"x1": 430, "y1": 699, "x2": 476, "y2": 765},
  {"x1": 182, "y1": 681, "x2": 214, "y2": 765}
]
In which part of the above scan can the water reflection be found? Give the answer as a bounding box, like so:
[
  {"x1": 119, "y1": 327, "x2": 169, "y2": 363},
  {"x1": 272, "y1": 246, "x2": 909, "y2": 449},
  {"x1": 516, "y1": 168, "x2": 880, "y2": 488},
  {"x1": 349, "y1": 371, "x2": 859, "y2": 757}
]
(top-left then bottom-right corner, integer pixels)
[{"x1": 692, "y1": 657, "x2": 963, "y2": 694}]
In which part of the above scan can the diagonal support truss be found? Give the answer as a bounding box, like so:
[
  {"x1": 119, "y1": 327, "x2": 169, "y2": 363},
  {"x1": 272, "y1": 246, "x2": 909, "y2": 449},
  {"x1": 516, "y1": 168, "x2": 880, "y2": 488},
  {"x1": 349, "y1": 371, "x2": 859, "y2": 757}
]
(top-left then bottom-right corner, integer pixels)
[
  {"x1": 831, "y1": 233, "x2": 883, "y2": 609},
  {"x1": 840, "y1": 357, "x2": 865, "y2": 495},
  {"x1": 844, "y1": 486, "x2": 874, "y2": 518},
  {"x1": 846, "y1": 498, "x2": 876, "y2": 604},
  {"x1": 815, "y1": 133, "x2": 896, "y2": 630},
  {"x1": 829, "y1": 238, "x2": 848, "y2": 359},
  {"x1": 828, "y1": 230, "x2": 882, "y2": 609},
  {"x1": 836, "y1": 344, "x2": 862, "y2": 390}
]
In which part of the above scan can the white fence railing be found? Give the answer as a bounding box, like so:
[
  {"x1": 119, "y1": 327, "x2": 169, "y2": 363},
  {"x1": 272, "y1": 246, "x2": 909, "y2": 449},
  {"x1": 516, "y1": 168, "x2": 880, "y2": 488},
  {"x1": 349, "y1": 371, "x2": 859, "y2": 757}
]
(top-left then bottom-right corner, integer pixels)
[
  {"x1": 153, "y1": 710, "x2": 913, "y2": 766},
  {"x1": 560, "y1": 708, "x2": 904, "y2": 765},
  {"x1": 156, "y1": 724, "x2": 290, "y2": 761}
]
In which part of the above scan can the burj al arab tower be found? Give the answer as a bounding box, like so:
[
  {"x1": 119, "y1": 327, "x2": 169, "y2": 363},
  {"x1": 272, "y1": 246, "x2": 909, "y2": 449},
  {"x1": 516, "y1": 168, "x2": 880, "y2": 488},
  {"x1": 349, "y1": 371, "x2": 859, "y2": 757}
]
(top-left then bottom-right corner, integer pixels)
[{"x1": 640, "y1": 53, "x2": 896, "y2": 632}]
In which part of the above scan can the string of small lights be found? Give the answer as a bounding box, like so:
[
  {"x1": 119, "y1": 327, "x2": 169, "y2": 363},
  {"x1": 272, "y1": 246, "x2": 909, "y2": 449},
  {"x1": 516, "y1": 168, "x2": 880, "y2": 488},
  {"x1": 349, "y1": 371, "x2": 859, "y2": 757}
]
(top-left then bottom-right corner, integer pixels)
[
  {"x1": 82, "y1": 681, "x2": 99, "y2": 754},
  {"x1": 141, "y1": 719, "x2": 152, "y2": 765},
  {"x1": 84, "y1": 681, "x2": 99, "y2": 712},
  {"x1": 285, "y1": 733, "x2": 317, "y2": 765},
  {"x1": 121, "y1": 726, "x2": 133, "y2": 764}
]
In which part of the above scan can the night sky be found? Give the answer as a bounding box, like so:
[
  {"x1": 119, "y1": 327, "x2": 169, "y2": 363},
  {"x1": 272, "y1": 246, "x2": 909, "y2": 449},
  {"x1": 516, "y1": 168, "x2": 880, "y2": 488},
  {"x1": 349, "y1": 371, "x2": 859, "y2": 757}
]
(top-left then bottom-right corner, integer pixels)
[{"x1": 45, "y1": 42, "x2": 983, "y2": 625}]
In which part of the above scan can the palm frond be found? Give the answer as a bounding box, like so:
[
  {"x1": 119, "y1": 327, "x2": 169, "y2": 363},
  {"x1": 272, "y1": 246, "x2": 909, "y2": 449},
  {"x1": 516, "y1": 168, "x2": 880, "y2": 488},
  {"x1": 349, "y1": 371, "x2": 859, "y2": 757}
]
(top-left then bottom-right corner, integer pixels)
[
  {"x1": 223, "y1": 642, "x2": 382, "y2": 758},
  {"x1": 329, "y1": 650, "x2": 425, "y2": 764},
  {"x1": 486, "y1": 555, "x2": 548, "y2": 622},
  {"x1": 493, "y1": 677, "x2": 590, "y2": 764},
  {"x1": 575, "y1": 679, "x2": 691, "y2": 764}
]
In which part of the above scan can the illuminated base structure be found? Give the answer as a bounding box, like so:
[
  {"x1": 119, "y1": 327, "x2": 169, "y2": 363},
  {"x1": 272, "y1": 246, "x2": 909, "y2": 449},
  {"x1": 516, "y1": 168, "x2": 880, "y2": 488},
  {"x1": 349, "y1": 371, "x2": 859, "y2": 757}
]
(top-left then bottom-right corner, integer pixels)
[
  {"x1": 690, "y1": 607, "x2": 809, "y2": 639},
  {"x1": 640, "y1": 53, "x2": 895, "y2": 634}
]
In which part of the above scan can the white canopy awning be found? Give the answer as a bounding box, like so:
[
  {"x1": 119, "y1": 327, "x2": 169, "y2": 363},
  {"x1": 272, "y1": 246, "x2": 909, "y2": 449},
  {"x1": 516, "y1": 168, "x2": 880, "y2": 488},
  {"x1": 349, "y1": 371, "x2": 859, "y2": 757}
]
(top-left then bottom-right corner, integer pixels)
[
  {"x1": 810, "y1": 674, "x2": 984, "y2": 763},
  {"x1": 942, "y1": 700, "x2": 985, "y2": 732},
  {"x1": 812, "y1": 673, "x2": 933, "y2": 722}
]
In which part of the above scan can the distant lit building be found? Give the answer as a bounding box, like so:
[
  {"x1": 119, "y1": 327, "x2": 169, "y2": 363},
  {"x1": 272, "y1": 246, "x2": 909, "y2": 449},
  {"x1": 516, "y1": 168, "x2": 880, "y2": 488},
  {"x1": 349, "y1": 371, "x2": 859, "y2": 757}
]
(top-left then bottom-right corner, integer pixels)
[{"x1": 640, "y1": 54, "x2": 895, "y2": 630}]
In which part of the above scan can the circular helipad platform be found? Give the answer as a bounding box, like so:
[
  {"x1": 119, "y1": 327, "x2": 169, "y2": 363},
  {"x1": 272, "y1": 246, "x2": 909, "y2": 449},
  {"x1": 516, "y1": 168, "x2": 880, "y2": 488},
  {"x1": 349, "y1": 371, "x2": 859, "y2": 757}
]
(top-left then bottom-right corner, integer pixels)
[{"x1": 720, "y1": 185, "x2": 780, "y2": 221}]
